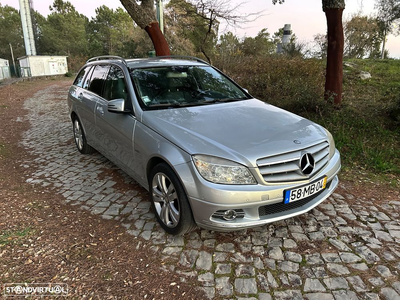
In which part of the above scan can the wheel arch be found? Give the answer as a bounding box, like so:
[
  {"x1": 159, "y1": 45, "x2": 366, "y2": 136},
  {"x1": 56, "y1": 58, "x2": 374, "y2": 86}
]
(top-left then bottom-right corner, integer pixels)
[
  {"x1": 146, "y1": 155, "x2": 195, "y2": 213},
  {"x1": 70, "y1": 112, "x2": 88, "y2": 137},
  {"x1": 70, "y1": 111, "x2": 78, "y2": 121}
]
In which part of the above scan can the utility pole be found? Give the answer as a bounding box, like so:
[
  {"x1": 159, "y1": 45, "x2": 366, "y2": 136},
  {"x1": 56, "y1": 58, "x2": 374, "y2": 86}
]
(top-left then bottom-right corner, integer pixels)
[
  {"x1": 9, "y1": 43, "x2": 16, "y2": 76},
  {"x1": 156, "y1": 0, "x2": 164, "y2": 34}
]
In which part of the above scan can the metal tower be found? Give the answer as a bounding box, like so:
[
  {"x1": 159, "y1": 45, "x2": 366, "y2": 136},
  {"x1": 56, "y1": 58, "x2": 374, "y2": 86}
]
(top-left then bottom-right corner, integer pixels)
[{"x1": 19, "y1": 0, "x2": 37, "y2": 56}]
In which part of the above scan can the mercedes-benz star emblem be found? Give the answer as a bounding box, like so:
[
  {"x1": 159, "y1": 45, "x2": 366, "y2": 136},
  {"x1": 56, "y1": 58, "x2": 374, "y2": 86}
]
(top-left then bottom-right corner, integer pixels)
[{"x1": 299, "y1": 153, "x2": 315, "y2": 175}]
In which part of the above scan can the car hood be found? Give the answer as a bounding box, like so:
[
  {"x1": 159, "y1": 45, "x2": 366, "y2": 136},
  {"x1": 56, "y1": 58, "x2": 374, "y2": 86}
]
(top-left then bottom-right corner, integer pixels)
[{"x1": 142, "y1": 99, "x2": 328, "y2": 167}]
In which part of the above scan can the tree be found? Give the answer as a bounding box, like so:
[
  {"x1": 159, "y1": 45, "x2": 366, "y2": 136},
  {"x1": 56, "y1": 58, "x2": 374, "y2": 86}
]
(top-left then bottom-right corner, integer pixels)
[
  {"x1": 0, "y1": 4, "x2": 25, "y2": 63},
  {"x1": 344, "y1": 15, "x2": 383, "y2": 58},
  {"x1": 120, "y1": 0, "x2": 258, "y2": 58},
  {"x1": 37, "y1": 0, "x2": 89, "y2": 57},
  {"x1": 34, "y1": 0, "x2": 89, "y2": 71},
  {"x1": 120, "y1": 0, "x2": 170, "y2": 56},
  {"x1": 186, "y1": 0, "x2": 259, "y2": 62},
  {"x1": 376, "y1": 0, "x2": 400, "y2": 58},
  {"x1": 163, "y1": 0, "x2": 197, "y2": 56},
  {"x1": 87, "y1": 6, "x2": 148, "y2": 58},
  {"x1": 241, "y1": 28, "x2": 275, "y2": 56},
  {"x1": 313, "y1": 33, "x2": 328, "y2": 59},
  {"x1": 165, "y1": 0, "x2": 219, "y2": 62},
  {"x1": 218, "y1": 32, "x2": 241, "y2": 56},
  {"x1": 165, "y1": 0, "x2": 259, "y2": 63}
]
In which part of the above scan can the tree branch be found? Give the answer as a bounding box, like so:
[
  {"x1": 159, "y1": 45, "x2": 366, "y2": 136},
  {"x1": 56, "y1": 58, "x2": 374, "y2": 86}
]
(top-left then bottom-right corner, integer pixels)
[{"x1": 119, "y1": 0, "x2": 156, "y2": 29}]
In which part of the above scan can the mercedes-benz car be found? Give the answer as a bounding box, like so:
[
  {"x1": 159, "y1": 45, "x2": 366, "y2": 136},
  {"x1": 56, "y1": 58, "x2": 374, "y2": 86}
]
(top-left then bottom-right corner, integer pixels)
[{"x1": 67, "y1": 56, "x2": 341, "y2": 235}]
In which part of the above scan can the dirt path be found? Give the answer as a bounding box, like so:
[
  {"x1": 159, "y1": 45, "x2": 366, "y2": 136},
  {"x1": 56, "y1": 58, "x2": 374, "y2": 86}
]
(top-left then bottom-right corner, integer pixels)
[{"x1": 0, "y1": 79, "x2": 199, "y2": 299}]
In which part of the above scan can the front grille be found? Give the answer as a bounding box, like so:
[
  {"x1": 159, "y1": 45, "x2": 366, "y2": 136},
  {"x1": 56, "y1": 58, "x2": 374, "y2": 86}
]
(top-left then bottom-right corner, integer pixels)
[
  {"x1": 257, "y1": 140, "x2": 329, "y2": 183},
  {"x1": 258, "y1": 180, "x2": 332, "y2": 217}
]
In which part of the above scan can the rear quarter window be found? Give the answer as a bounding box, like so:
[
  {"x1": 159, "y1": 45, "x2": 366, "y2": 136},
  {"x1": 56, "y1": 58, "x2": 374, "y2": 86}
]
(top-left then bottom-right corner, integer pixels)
[{"x1": 73, "y1": 66, "x2": 91, "y2": 87}]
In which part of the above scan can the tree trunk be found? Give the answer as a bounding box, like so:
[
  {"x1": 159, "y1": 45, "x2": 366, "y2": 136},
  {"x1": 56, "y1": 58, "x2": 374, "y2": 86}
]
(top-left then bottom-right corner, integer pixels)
[
  {"x1": 324, "y1": 8, "x2": 344, "y2": 106},
  {"x1": 145, "y1": 22, "x2": 171, "y2": 56},
  {"x1": 381, "y1": 27, "x2": 387, "y2": 59}
]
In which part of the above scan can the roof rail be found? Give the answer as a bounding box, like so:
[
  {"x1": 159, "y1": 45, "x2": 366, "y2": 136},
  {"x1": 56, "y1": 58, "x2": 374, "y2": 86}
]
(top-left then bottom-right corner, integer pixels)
[
  {"x1": 86, "y1": 56, "x2": 127, "y2": 66},
  {"x1": 145, "y1": 55, "x2": 210, "y2": 65}
]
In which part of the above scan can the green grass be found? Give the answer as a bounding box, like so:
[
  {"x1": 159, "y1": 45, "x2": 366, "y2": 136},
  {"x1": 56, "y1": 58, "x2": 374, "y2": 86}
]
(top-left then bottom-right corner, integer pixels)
[
  {"x1": 0, "y1": 228, "x2": 34, "y2": 246},
  {"x1": 0, "y1": 141, "x2": 8, "y2": 157},
  {"x1": 312, "y1": 107, "x2": 400, "y2": 173}
]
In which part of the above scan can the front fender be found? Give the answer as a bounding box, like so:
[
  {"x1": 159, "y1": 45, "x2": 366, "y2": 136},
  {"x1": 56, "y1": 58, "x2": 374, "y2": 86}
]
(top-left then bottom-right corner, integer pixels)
[{"x1": 133, "y1": 122, "x2": 191, "y2": 190}]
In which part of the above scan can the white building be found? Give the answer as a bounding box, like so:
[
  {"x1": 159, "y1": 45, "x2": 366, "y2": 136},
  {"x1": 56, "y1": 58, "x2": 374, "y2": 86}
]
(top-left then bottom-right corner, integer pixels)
[
  {"x1": 18, "y1": 55, "x2": 68, "y2": 77},
  {"x1": 0, "y1": 58, "x2": 11, "y2": 81}
]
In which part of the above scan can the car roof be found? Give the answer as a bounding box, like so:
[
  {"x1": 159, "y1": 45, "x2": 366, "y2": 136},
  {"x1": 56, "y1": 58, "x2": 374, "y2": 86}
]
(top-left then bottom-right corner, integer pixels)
[
  {"x1": 85, "y1": 56, "x2": 209, "y2": 69},
  {"x1": 127, "y1": 58, "x2": 208, "y2": 69}
]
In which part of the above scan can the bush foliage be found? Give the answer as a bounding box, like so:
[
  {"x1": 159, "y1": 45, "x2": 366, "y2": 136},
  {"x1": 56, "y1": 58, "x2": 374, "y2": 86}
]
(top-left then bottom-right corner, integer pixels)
[{"x1": 215, "y1": 55, "x2": 325, "y2": 113}]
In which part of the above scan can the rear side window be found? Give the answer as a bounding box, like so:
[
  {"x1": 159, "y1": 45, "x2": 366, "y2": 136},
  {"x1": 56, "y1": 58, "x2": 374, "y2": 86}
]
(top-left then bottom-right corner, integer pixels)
[
  {"x1": 88, "y1": 65, "x2": 110, "y2": 97},
  {"x1": 74, "y1": 66, "x2": 91, "y2": 87}
]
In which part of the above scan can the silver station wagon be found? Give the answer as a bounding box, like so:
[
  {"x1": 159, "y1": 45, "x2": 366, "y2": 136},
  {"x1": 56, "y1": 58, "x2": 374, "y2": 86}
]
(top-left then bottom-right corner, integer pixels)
[{"x1": 67, "y1": 56, "x2": 341, "y2": 235}]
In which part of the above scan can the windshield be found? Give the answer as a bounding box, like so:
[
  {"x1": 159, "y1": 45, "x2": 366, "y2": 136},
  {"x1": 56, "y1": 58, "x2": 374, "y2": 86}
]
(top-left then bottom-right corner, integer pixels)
[{"x1": 130, "y1": 66, "x2": 249, "y2": 109}]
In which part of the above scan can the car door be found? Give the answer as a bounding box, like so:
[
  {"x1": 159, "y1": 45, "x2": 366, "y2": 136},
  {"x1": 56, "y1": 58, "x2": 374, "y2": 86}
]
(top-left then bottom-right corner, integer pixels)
[
  {"x1": 79, "y1": 64, "x2": 110, "y2": 151},
  {"x1": 69, "y1": 65, "x2": 97, "y2": 146},
  {"x1": 94, "y1": 65, "x2": 138, "y2": 176}
]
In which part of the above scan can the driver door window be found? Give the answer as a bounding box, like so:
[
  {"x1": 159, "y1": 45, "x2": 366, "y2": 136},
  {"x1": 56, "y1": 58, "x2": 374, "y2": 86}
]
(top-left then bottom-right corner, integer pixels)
[{"x1": 103, "y1": 66, "x2": 128, "y2": 102}]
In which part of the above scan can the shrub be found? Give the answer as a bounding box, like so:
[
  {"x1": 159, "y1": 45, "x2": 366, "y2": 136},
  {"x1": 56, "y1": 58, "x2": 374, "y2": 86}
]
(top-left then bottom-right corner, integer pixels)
[{"x1": 214, "y1": 55, "x2": 326, "y2": 114}]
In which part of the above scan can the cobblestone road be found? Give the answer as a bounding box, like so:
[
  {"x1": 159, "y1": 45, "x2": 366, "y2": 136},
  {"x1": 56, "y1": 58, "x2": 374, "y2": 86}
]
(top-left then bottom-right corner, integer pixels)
[{"x1": 20, "y1": 84, "x2": 400, "y2": 299}]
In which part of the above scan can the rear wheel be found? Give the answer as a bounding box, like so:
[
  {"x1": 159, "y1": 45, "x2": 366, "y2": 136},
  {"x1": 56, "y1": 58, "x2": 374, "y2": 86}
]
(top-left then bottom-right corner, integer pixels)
[
  {"x1": 149, "y1": 163, "x2": 196, "y2": 235},
  {"x1": 73, "y1": 117, "x2": 94, "y2": 154}
]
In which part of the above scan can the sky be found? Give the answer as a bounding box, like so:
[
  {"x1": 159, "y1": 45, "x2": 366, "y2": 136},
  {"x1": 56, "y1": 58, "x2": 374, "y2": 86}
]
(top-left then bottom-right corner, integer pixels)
[{"x1": 2, "y1": 0, "x2": 400, "y2": 58}]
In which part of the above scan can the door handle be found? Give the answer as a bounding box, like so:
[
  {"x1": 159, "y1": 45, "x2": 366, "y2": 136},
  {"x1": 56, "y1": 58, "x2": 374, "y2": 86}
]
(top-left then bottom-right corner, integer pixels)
[
  {"x1": 77, "y1": 93, "x2": 84, "y2": 101},
  {"x1": 96, "y1": 106, "x2": 104, "y2": 115}
]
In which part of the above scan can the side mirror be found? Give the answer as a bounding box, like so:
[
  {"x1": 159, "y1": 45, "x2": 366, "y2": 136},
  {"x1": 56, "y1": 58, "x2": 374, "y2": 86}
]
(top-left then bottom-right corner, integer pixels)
[
  {"x1": 108, "y1": 98, "x2": 130, "y2": 113},
  {"x1": 243, "y1": 88, "x2": 249, "y2": 94}
]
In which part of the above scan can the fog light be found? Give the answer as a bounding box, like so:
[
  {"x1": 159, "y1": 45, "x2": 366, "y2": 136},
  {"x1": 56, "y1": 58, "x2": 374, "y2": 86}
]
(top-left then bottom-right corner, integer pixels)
[
  {"x1": 223, "y1": 210, "x2": 237, "y2": 220},
  {"x1": 212, "y1": 209, "x2": 245, "y2": 221}
]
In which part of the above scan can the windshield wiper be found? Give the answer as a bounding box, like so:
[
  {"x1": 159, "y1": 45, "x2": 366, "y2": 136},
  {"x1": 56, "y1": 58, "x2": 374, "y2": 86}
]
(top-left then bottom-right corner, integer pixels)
[
  {"x1": 202, "y1": 97, "x2": 248, "y2": 104},
  {"x1": 147, "y1": 102, "x2": 208, "y2": 109},
  {"x1": 147, "y1": 103, "x2": 184, "y2": 109},
  {"x1": 147, "y1": 98, "x2": 248, "y2": 109}
]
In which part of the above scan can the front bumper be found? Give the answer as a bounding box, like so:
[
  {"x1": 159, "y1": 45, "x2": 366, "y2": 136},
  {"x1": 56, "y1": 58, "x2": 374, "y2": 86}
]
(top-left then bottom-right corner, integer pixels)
[{"x1": 179, "y1": 150, "x2": 341, "y2": 232}]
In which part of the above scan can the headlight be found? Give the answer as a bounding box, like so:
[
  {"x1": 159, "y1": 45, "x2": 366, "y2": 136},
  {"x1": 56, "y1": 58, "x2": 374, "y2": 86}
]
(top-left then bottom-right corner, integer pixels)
[
  {"x1": 192, "y1": 155, "x2": 257, "y2": 185},
  {"x1": 324, "y1": 128, "x2": 336, "y2": 159}
]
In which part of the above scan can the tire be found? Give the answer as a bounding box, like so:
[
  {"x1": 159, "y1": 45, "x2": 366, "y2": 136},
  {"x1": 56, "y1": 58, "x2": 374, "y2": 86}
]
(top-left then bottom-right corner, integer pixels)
[
  {"x1": 72, "y1": 117, "x2": 94, "y2": 154},
  {"x1": 149, "y1": 163, "x2": 196, "y2": 235}
]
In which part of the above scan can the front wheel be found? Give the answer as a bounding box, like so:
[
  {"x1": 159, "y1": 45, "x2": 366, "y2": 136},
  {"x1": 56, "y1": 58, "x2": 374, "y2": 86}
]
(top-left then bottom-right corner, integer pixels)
[{"x1": 149, "y1": 163, "x2": 196, "y2": 235}]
